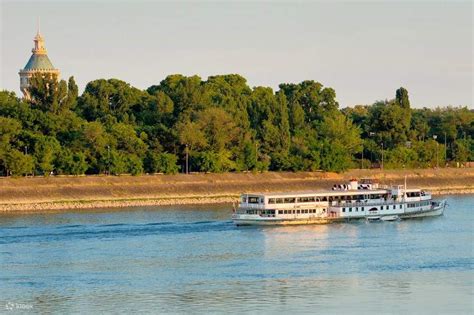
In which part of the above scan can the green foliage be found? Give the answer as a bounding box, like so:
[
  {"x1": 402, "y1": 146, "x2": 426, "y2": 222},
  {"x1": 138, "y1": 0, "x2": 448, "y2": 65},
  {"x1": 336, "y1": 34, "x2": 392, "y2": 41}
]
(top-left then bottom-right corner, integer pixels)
[
  {"x1": 320, "y1": 141, "x2": 352, "y2": 172},
  {"x1": 33, "y1": 135, "x2": 61, "y2": 175},
  {"x1": 0, "y1": 78, "x2": 472, "y2": 177},
  {"x1": 127, "y1": 154, "x2": 144, "y2": 176},
  {"x1": 145, "y1": 152, "x2": 179, "y2": 174},
  {"x1": 5, "y1": 149, "x2": 34, "y2": 176},
  {"x1": 56, "y1": 149, "x2": 88, "y2": 175},
  {"x1": 452, "y1": 140, "x2": 470, "y2": 163}
]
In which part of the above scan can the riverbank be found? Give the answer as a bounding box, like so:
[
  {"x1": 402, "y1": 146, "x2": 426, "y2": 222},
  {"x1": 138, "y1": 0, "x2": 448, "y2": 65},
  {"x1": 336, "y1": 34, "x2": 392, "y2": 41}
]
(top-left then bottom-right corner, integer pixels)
[{"x1": 1, "y1": 168, "x2": 473, "y2": 213}]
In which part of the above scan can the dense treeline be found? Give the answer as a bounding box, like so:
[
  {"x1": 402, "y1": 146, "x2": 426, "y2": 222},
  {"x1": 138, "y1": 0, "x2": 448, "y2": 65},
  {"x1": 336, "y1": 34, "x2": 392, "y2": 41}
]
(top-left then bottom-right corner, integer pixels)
[{"x1": 0, "y1": 73, "x2": 472, "y2": 176}]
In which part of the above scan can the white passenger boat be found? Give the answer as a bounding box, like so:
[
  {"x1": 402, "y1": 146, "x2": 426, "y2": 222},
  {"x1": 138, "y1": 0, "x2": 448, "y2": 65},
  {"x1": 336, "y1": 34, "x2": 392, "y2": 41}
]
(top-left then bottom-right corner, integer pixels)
[{"x1": 232, "y1": 179, "x2": 446, "y2": 226}]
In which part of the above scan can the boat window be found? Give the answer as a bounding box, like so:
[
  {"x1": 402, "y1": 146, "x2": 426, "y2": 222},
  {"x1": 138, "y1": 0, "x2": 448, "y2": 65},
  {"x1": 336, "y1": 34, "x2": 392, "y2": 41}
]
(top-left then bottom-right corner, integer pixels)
[
  {"x1": 284, "y1": 198, "x2": 296, "y2": 203},
  {"x1": 242, "y1": 197, "x2": 247, "y2": 203},
  {"x1": 342, "y1": 208, "x2": 345, "y2": 212},
  {"x1": 268, "y1": 198, "x2": 276, "y2": 204},
  {"x1": 362, "y1": 207, "x2": 365, "y2": 211},
  {"x1": 278, "y1": 210, "x2": 283, "y2": 214},
  {"x1": 322, "y1": 197, "x2": 328, "y2": 202},
  {"x1": 298, "y1": 197, "x2": 316, "y2": 203},
  {"x1": 276, "y1": 198, "x2": 284, "y2": 204},
  {"x1": 296, "y1": 210, "x2": 300, "y2": 214},
  {"x1": 400, "y1": 205, "x2": 402, "y2": 209},
  {"x1": 349, "y1": 208, "x2": 352, "y2": 212},
  {"x1": 248, "y1": 197, "x2": 259, "y2": 204}
]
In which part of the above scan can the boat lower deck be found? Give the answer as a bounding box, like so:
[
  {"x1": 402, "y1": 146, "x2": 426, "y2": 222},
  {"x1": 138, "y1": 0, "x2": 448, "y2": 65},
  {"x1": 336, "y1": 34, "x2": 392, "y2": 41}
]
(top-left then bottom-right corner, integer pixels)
[{"x1": 233, "y1": 204, "x2": 445, "y2": 226}]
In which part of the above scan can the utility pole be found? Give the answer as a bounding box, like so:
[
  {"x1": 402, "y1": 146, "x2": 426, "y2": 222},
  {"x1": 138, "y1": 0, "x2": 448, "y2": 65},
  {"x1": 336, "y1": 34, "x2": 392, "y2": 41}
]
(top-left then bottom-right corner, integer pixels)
[{"x1": 185, "y1": 144, "x2": 189, "y2": 174}]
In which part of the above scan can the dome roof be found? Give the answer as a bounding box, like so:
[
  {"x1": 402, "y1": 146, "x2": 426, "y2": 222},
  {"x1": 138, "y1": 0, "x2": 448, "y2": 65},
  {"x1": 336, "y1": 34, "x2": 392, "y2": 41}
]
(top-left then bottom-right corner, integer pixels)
[{"x1": 23, "y1": 53, "x2": 56, "y2": 71}]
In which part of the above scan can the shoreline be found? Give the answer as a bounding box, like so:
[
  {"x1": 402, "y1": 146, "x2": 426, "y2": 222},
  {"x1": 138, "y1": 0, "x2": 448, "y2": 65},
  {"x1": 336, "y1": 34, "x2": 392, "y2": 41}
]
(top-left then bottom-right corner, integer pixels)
[{"x1": 1, "y1": 168, "x2": 473, "y2": 213}]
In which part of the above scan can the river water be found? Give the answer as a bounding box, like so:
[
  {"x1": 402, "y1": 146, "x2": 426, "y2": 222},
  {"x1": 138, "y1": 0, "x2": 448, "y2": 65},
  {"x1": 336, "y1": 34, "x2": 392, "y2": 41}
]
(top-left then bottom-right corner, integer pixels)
[{"x1": 0, "y1": 195, "x2": 472, "y2": 314}]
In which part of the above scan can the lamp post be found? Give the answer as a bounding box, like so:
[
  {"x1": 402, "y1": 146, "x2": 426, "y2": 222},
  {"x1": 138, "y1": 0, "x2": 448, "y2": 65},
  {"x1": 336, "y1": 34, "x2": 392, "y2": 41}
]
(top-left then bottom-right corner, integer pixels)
[
  {"x1": 433, "y1": 135, "x2": 438, "y2": 168},
  {"x1": 369, "y1": 132, "x2": 376, "y2": 168},
  {"x1": 107, "y1": 145, "x2": 110, "y2": 175},
  {"x1": 381, "y1": 142, "x2": 384, "y2": 170},
  {"x1": 24, "y1": 146, "x2": 28, "y2": 155},
  {"x1": 255, "y1": 142, "x2": 258, "y2": 170},
  {"x1": 444, "y1": 132, "x2": 447, "y2": 166},
  {"x1": 185, "y1": 144, "x2": 189, "y2": 174}
]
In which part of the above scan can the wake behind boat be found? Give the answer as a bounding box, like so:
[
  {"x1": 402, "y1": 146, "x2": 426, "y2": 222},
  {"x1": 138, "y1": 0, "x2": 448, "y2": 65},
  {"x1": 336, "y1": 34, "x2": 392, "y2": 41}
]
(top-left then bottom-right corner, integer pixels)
[{"x1": 232, "y1": 178, "x2": 446, "y2": 226}]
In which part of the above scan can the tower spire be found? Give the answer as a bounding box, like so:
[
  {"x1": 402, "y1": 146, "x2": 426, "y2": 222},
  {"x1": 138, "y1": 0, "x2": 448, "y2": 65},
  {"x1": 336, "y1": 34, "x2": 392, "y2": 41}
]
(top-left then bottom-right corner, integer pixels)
[{"x1": 37, "y1": 17, "x2": 40, "y2": 35}]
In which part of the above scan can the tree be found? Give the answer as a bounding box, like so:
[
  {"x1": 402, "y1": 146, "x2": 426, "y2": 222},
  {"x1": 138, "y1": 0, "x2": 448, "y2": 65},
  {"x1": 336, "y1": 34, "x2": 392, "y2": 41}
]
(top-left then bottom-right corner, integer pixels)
[
  {"x1": 452, "y1": 140, "x2": 470, "y2": 163},
  {"x1": 279, "y1": 80, "x2": 339, "y2": 123},
  {"x1": 28, "y1": 73, "x2": 78, "y2": 114},
  {"x1": 395, "y1": 87, "x2": 410, "y2": 109},
  {"x1": 77, "y1": 79, "x2": 145, "y2": 122},
  {"x1": 320, "y1": 141, "x2": 352, "y2": 172},
  {"x1": 5, "y1": 149, "x2": 34, "y2": 176},
  {"x1": 145, "y1": 152, "x2": 179, "y2": 174},
  {"x1": 33, "y1": 135, "x2": 61, "y2": 175}
]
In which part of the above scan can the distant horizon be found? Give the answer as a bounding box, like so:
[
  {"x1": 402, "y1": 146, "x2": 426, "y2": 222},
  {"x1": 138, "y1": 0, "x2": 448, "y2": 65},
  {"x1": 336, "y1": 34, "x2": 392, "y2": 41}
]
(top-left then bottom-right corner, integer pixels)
[{"x1": 1, "y1": 0, "x2": 472, "y2": 108}]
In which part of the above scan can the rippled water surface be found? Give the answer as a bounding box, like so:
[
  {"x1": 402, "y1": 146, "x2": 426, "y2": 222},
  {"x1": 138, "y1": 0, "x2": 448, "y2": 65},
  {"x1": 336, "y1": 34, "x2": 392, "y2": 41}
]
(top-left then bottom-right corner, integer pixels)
[{"x1": 1, "y1": 195, "x2": 473, "y2": 314}]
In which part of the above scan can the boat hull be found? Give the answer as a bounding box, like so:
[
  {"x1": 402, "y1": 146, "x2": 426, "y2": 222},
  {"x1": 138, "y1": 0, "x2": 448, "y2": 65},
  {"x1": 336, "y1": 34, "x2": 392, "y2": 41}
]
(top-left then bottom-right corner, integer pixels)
[
  {"x1": 400, "y1": 204, "x2": 445, "y2": 219},
  {"x1": 233, "y1": 203, "x2": 445, "y2": 226},
  {"x1": 233, "y1": 217, "x2": 335, "y2": 226}
]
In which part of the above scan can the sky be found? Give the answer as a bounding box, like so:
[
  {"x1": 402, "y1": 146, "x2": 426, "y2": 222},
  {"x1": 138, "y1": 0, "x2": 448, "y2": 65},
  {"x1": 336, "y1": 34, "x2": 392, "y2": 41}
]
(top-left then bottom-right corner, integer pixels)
[{"x1": 1, "y1": 0, "x2": 472, "y2": 108}]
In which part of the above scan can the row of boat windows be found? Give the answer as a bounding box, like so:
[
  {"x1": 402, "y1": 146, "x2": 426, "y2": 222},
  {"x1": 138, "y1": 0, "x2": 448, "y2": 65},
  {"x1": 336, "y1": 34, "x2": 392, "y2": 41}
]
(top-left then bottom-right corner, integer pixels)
[
  {"x1": 278, "y1": 209, "x2": 326, "y2": 214},
  {"x1": 341, "y1": 205, "x2": 403, "y2": 212},
  {"x1": 407, "y1": 201, "x2": 430, "y2": 208},
  {"x1": 245, "y1": 209, "x2": 327, "y2": 215},
  {"x1": 266, "y1": 194, "x2": 386, "y2": 204}
]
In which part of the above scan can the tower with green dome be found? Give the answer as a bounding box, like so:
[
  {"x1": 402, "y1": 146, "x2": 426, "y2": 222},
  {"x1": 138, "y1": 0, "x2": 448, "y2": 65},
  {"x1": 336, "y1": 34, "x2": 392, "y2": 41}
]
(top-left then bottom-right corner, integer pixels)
[{"x1": 19, "y1": 25, "x2": 60, "y2": 100}]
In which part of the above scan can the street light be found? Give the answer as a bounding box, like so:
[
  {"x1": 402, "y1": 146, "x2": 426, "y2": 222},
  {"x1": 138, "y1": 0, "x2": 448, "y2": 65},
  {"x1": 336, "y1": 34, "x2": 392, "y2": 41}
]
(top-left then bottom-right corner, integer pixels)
[
  {"x1": 381, "y1": 142, "x2": 384, "y2": 170},
  {"x1": 185, "y1": 144, "x2": 189, "y2": 174},
  {"x1": 107, "y1": 145, "x2": 110, "y2": 175},
  {"x1": 255, "y1": 142, "x2": 258, "y2": 170},
  {"x1": 433, "y1": 135, "x2": 438, "y2": 168},
  {"x1": 368, "y1": 132, "x2": 376, "y2": 168},
  {"x1": 444, "y1": 132, "x2": 447, "y2": 166}
]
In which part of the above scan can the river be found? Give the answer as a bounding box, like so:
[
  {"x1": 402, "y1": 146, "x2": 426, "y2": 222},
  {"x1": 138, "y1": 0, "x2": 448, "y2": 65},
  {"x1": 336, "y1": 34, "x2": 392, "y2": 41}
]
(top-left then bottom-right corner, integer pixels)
[{"x1": 0, "y1": 195, "x2": 472, "y2": 314}]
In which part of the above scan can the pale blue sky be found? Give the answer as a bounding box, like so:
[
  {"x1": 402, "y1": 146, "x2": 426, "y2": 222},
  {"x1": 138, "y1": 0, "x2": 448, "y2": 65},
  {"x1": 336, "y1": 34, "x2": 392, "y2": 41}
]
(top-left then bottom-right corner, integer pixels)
[{"x1": 1, "y1": 0, "x2": 472, "y2": 108}]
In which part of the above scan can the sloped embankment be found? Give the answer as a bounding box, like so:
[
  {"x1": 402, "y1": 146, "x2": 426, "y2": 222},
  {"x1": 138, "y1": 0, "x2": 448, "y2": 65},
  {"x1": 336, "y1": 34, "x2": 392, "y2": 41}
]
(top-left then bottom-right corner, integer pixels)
[{"x1": 0, "y1": 168, "x2": 472, "y2": 212}]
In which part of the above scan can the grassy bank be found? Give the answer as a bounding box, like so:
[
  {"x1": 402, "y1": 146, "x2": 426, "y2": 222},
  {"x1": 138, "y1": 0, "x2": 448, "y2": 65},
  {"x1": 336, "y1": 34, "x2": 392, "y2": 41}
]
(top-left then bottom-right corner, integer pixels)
[{"x1": 0, "y1": 168, "x2": 473, "y2": 213}]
